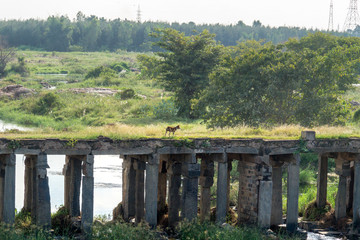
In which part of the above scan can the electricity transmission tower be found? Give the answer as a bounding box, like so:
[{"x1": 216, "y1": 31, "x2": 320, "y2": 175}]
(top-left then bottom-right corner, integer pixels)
[
  {"x1": 328, "y1": 0, "x2": 334, "y2": 31},
  {"x1": 343, "y1": 0, "x2": 360, "y2": 31},
  {"x1": 137, "y1": 5, "x2": 141, "y2": 23}
]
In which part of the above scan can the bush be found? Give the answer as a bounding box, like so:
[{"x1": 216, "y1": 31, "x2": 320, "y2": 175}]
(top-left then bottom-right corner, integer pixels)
[
  {"x1": 15, "y1": 208, "x2": 32, "y2": 231},
  {"x1": 129, "y1": 103, "x2": 153, "y2": 117},
  {"x1": 68, "y1": 45, "x2": 84, "y2": 52},
  {"x1": 31, "y1": 92, "x2": 62, "y2": 115},
  {"x1": 353, "y1": 109, "x2": 360, "y2": 122},
  {"x1": 153, "y1": 99, "x2": 179, "y2": 120},
  {"x1": 19, "y1": 92, "x2": 62, "y2": 116},
  {"x1": 120, "y1": 88, "x2": 135, "y2": 100},
  {"x1": 303, "y1": 200, "x2": 332, "y2": 221},
  {"x1": 110, "y1": 62, "x2": 129, "y2": 72},
  {"x1": 9, "y1": 57, "x2": 29, "y2": 76},
  {"x1": 51, "y1": 205, "x2": 73, "y2": 236},
  {"x1": 85, "y1": 66, "x2": 116, "y2": 79},
  {"x1": 299, "y1": 168, "x2": 315, "y2": 187}
]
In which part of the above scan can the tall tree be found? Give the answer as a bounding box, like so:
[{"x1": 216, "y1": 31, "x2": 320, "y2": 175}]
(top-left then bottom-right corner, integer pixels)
[
  {"x1": 150, "y1": 28, "x2": 223, "y2": 118},
  {"x1": 44, "y1": 16, "x2": 72, "y2": 51}
]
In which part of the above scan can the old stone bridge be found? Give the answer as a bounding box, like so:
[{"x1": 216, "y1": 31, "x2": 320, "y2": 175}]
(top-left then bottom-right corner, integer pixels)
[{"x1": 0, "y1": 131, "x2": 359, "y2": 235}]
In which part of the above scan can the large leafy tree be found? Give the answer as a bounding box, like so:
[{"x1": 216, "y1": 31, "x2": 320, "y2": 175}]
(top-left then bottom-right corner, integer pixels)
[
  {"x1": 200, "y1": 33, "x2": 360, "y2": 127},
  {"x1": 150, "y1": 28, "x2": 223, "y2": 118}
]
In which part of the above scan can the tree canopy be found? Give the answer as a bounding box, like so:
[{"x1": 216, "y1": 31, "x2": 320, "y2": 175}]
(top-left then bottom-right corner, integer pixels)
[
  {"x1": 0, "y1": 13, "x2": 351, "y2": 52},
  {"x1": 147, "y1": 28, "x2": 223, "y2": 118},
  {"x1": 199, "y1": 33, "x2": 360, "y2": 127}
]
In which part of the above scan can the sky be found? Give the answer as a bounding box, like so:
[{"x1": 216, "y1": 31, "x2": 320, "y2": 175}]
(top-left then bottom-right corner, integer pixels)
[{"x1": 0, "y1": 0, "x2": 354, "y2": 30}]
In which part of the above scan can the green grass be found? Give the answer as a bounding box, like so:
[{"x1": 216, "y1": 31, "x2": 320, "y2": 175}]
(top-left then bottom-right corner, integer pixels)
[
  {"x1": 0, "y1": 220, "x2": 307, "y2": 240},
  {"x1": 177, "y1": 220, "x2": 303, "y2": 240}
]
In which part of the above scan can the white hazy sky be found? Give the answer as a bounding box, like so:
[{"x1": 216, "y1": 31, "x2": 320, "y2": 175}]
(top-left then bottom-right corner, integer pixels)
[{"x1": 0, "y1": 0, "x2": 354, "y2": 30}]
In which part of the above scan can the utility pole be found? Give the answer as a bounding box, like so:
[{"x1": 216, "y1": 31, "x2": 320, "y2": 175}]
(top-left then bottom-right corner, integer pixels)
[
  {"x1": 328, "y1": 0, "x2": 334, "y2": 31},
  {"x1": 343, "y1": 0, "x2": 360, "y2": 31}
]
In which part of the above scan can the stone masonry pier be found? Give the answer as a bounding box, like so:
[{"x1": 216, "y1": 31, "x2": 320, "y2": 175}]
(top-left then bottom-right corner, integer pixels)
[{"x1": 1, "y1": 132, "x2": 360, "y2": 235}]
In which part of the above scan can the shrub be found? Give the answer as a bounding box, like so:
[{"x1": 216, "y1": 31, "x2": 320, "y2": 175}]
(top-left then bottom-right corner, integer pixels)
[
  {"x1": 153, "y1": 99, "x2": 179, "y2": 120},
  {"x1": 85, "y1": 66, "x2": 116, "y2": 79},
  {"x1": 129, "y1": 103, "x2": 153, "y2": 117},
  {"x1": 299, "y1": 168, "x2": 315, "y2": 187},
  {"x1": 31, "y1": 92, "x2": 62, "y2": 115},
  {"x1": 15, "y1": 208, "x2": 32, "y2": 231},
  {"x1": 110, "y1": 62, "x2": 129, "y2": 72},
  {"x1": 51, "y1": 205, "x2": 73, "y2": 236},
  {"x1": 9, "y1": 57, "x2": 29, "y2": 76},
  {"x1": 120, "y1": 88, "x2": 135, "y2": 100},
  {"x1": 303, "y1": 200, "x2": 332, "y2": 221},
  {"x1": 353, "y1": 109, "x2": 360, "y2": 122},
  {"x1": 68, "y1": 45, "x2": 84, "y2": 52}
]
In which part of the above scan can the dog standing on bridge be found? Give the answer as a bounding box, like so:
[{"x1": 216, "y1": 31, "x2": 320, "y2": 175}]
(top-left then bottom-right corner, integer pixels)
[{"x1": 165, "y1": 125, "x2": 180, "y2": 137}]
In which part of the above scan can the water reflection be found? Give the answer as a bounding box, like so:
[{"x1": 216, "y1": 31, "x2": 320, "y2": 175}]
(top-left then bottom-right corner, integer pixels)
[
  {"x1": 15, "y1": 155, "x2": 122, "y2": 218},
  {"x1": 307, "y1": 232, "x2": 341, "y2": 240},
  {"x1": 0, "y1": 120, "x2": 31, "y2": 132}
]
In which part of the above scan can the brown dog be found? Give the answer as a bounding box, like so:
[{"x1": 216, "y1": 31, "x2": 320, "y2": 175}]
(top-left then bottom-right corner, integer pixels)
[{"x1": 165, "y1": 125, "x2": 180, "y2": 136}]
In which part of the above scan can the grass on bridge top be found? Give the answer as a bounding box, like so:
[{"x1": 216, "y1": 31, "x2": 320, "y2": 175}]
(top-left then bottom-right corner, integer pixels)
[{"x1": 1, "y1": 122, "x2": 359, "y2": 140}]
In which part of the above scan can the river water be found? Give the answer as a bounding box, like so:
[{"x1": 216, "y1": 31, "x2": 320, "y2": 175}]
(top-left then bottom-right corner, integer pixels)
[
  {"x1": 0, "y1": 119, "x2": 122, "y2": 218},
  {"x1": 15, "y1": 155, "x2": 123, "y2": 218}
]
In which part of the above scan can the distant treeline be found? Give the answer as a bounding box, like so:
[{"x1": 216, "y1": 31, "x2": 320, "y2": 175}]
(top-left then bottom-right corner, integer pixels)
[{"x1": 0, "y1": 12, "x2": 350, "y2": 52}]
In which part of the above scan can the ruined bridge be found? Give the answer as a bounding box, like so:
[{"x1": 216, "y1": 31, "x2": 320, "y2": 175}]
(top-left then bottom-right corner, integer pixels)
[{"x1": 0, "y1": 131, "x2": 360, "y2": 234}]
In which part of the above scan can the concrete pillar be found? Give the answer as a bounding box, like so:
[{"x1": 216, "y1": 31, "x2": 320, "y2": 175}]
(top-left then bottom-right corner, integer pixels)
[
  {"x1": 301, "y1": 131, "x2": 316, "y2": 140},
  {"x1": 134, "y1": 159, "x2": 146, "y2": 223},
  {"x1": 352, "y1": 157, "x2": 360, "y2": 233},
  {"x1": 347, "y1": 165, "x2": 354, "y2": 213},
  {"x1": 34, "y1": 153, "x2": 51, "y2": 227},
  {"x1": 167, "y1": 161, "x2": 182, "y2": 226},
  {"x1": 258, "y1": 180, "x2": 273, "y2": 228},
  {"x1": 0, "y1": 162, "x2": 3, "y2": 221},
  {"x1": 63, "y1": 155, "x2": 82, "y2": 217},
  {"x1": 181, "y1": 161, "x2": 200, "y2": 221},
  {"x1": 226, "y1": 159, "x2": 232, "y2": 213},
  {"x1": 145, "y1": 154, "x2": 159, "y2": 228},
  {"x1": 316, "y1": 154, "x2": 328, "y2": 208},
  {"x1": 271, "y1": 166, "x2": 283, "y2": 226},
  {"x1": 122, "y1": 156, "x2": 136, "y2": 221},
  {"x1": 81, "y1": 154, "x2": 94, "y2": 235},
  {"x1": 335, "y1": 161, "x2": 350, "y2": 220},
  {"x1": 157, "y1": 157, "x2": 167, "y2": 219},
  {"x1": 286, "y1": 154, "x2": 300, "y2": 232},
  {"x1": 24, "y1": 156, "x2": 34, "y2": 212},
  {"x1": 199, "y1": 156, "x2": 214, "y2": 222},
  {"x1": 216, "y1": 153, "x2": 228, "y2": 224},
  {"x1": 0, "y1": 154, "x2": 16, "y2": 224}
]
